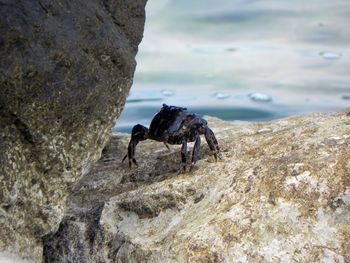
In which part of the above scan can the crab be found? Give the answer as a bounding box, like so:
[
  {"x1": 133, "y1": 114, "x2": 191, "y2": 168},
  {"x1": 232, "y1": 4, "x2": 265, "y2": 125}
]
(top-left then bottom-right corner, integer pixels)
[{"x1": 122, "y1": 104, "x2": 220, "y2": 172}]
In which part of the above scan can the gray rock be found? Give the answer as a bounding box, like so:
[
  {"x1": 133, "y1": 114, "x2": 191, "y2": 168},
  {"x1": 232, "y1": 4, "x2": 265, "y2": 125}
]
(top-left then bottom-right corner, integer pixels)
[
  {"x1": 43, "y1": 109, "x2": 350, "y2": 262},
  {"x1": 0, "y1": 0, "x2": 146, "y2": 261}
]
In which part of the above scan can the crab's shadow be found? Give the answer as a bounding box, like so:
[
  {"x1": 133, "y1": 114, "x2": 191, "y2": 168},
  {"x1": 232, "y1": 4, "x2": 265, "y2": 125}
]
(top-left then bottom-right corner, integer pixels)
[
  {"x1": 119, "y1": 144, "x2": 217, "y2": 184},
  {"x1": 68, "y1": 135, "x2": 218, "y2": 209}
]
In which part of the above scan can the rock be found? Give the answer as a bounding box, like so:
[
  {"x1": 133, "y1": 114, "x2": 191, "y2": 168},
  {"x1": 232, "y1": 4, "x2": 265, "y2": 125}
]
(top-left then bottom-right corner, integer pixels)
[
  {"x1": 0, "y1": 0, "x2": 146, "y2": 261},
  {"x1": 43, "y1": 109, "x2": 350, "y2": 262}
]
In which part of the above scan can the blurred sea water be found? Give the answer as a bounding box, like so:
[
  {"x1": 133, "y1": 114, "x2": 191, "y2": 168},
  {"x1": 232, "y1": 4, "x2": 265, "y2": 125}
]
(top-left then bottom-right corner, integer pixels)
[{"x1": 114, "y1": 0, "x2": 350, "y2": 133}]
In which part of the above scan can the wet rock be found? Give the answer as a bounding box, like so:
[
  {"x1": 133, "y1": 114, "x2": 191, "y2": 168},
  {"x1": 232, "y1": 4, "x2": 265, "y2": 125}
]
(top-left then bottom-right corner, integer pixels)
[
  {"x1": 44, "y1": 109, "x2": 350, "y2": 262},
  {"x1": 319, "y1": 51, "x2": 342, "y2": 60},
  {"x1": 161, "y1": 89, "x2": 175, "y2": 97},
  {"x1": 0, "y1": 0, "x2": 146, "y2": 261},
  {"x1": 213, "y1": 92, "x2": 230, "y2": 100},
  {"x1": 248, "y1": 92, "x2": 272, "y2": 102}
]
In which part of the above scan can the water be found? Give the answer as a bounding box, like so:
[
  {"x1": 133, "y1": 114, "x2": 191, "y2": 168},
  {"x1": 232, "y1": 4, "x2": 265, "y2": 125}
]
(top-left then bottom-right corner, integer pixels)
[{"x1": 114, "y1": 0, "x2": 350, "y2": 133}]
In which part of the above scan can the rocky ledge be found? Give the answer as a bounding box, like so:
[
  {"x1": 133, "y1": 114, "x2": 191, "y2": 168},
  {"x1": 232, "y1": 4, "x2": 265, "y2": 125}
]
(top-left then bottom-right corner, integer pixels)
[{"x1": 44, "y1": 109, "x2": 350, "y2": 262}]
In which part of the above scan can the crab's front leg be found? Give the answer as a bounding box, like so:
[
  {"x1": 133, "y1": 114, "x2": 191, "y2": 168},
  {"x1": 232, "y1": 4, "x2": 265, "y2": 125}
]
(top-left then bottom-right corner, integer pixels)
[
  {"x1": 122, "y1": 124, "x2": 149, "y2": 167},
  {"x1": 190, "y1": 135, "x2": 201, "y2": 171},
  {"x1": 204, "y1": 127, "x2": 220, "y2": 161},
  {"x1": 181, "y1": 141, "x2": 187, "y2": 172}
]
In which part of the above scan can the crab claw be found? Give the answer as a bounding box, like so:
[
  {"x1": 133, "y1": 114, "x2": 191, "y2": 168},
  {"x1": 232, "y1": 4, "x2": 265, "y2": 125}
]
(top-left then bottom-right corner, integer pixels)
[
  {"x1": 122, "y1": 124, "x2": 148, "y2": 168},
  {"x1": 122, "y1": 148, "x2": 138, "y2": 167}
]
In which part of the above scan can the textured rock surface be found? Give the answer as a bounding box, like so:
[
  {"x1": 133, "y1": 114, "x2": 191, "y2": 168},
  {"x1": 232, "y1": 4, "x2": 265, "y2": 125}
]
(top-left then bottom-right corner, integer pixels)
[
  {"x1": 0, "y1": 0, "x2": 146, "y2": 261},
  {"x1": 44, "y1": 109, "x2": 350, "y2": 262}
]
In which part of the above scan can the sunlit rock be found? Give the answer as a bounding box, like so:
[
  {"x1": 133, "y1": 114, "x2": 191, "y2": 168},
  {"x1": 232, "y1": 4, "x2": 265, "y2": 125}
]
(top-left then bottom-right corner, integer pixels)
[{"x1": 44, "y1": 109, "x2": 350, "y2": 262}]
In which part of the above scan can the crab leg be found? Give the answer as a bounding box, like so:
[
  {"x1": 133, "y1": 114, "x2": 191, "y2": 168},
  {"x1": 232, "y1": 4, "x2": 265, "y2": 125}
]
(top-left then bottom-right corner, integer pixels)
[
  {"x1": 122, "y1": 140, "x2": 138, "y2": 167},
  {"x1": 122, "y1": 124, "x2": 148, "y2": 167},
  {"x1": 204, "y1": 127, "x2": 220, "y2": 161},
  {"x1": 181, "y1": 141, "x2": 187, "y2": 172},
  {"x1": 190, "y1": 135, "x2": 201, "y2": 171}
]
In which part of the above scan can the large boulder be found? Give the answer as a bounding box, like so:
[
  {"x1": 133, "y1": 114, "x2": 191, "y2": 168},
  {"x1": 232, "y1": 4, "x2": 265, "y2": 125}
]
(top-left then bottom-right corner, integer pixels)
[
  {"x1": 0, "y1": 0, "x2": 146, "y2": 261},
  {"x1": 43, "y1": 109, "x2": 350, "y2": 262}
]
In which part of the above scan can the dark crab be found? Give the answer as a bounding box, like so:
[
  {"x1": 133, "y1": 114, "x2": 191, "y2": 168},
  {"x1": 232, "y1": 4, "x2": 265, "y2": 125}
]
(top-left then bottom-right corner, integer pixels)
[{"x1": 122, "y1": 104, "x2": 220, "y2": 172}]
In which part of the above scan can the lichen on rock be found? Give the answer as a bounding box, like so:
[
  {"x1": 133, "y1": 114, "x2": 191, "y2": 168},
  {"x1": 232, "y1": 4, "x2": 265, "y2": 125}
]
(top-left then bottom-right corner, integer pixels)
[{"x1": 44, "y1": 109, "x2": 350, "y2": 262}]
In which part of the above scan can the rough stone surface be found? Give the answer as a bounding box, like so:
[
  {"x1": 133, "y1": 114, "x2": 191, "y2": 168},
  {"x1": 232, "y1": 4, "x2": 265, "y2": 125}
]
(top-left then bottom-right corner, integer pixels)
[
  {"x1": 44, "y1": 109, "x2": 350, "y2": 262},
  {"x1": 0, "y1": 0, "x2": 146, "y2": 261}
]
